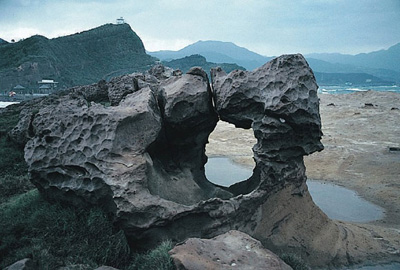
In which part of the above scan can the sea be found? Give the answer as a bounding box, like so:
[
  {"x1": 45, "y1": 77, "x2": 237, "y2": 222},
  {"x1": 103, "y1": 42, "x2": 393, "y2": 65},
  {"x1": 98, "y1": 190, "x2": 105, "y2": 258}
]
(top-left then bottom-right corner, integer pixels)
[
  {"x1": 1, "y1": 86, "x2": 399, "y2": 108},
  {"x1": 0, "y1": 101, "x2": 19, "y2": 108},
  {"x1": 318, "y1": 85, "x2": 400, "y2": 94}
]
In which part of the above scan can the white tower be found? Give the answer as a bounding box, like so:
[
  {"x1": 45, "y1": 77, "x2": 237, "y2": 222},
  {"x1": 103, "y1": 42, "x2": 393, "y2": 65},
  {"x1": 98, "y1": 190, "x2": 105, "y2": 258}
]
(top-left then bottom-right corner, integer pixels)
[{"x1": 116, "y1": 17, "x2": 125, "y2": 24}]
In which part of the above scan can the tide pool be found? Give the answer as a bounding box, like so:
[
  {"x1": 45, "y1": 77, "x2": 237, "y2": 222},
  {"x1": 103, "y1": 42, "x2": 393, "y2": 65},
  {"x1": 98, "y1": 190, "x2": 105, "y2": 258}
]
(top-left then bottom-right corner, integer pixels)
[{"x1": 205, "y1": 157, "x2": 385, "y2": 223}]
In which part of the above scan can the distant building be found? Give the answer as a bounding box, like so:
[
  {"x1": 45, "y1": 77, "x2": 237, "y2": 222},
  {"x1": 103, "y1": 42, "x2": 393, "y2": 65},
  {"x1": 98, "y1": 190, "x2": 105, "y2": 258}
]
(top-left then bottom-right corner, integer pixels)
[
  {"x1": 13, "y1": 84, "x2": 26, "y2": 94},
  {"x1": 38, "y1": 79, "x2": 58, "y2": 93},
  {"x1": 116, "y1": 17, "x2": 125, "y2": 24},
  {"x1": 13, "y1": 84, "x2": 25, "y2": 90}
]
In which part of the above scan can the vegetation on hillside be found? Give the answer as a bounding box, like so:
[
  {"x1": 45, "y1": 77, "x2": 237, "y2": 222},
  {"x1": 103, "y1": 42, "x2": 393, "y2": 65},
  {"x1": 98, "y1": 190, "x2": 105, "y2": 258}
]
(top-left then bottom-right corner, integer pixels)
[{"x1": 0, "y1": 24, "x2": 157, "y2": 90}]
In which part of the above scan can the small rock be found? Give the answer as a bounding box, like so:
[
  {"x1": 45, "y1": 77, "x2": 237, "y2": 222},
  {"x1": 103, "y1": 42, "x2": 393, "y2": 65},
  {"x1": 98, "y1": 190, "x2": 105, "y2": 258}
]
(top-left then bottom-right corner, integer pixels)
[
  {"x1": 327, "y1": 103, "x2": 335, "y2": 106},
  {"x1": 57, "y1": 264, "x2": 92, "y2": 270},
  {"x1": 169, "y1": 230, "x2": 293, "y2": 270},
  {"x1": 93, "y1": 266, "x2": 120, "y2": 270},
  {"x1": 363, "y1": 103, "x2": 375, "y2": 108},
  {"x1": 3, "y1": 258, "x2": 36, "y2": 270}
]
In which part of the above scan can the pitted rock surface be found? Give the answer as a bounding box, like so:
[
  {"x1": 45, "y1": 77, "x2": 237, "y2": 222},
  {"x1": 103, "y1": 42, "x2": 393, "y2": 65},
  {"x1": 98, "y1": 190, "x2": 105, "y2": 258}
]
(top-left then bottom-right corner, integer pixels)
[
  {"x1": 19, "y1": 55, "x2": 330, "y2": 263},
  {"x1": 212, "y1": 54, "x2": 323, "y2": 194}
]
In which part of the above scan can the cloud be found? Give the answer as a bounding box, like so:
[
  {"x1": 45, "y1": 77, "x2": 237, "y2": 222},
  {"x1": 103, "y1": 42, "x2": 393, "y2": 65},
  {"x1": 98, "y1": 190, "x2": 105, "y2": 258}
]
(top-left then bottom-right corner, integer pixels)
[{"x1": 0, "y1": 0, "x2": 399, "y2": 55}]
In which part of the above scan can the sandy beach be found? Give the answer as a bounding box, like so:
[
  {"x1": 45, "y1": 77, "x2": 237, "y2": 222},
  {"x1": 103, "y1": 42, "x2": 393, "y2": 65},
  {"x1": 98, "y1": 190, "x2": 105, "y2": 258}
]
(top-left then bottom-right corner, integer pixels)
[{"x1": 206, "y1": 90, "x2": 400, "y2": 228}]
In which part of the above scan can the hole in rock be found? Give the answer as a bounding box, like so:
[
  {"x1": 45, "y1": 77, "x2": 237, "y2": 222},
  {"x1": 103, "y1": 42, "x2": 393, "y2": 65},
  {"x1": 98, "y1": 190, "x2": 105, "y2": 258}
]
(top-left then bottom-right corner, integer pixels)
[
  {"x1": 205, "y1": 121, "x2": 257, "y2": 190},
  {"x1": 146, "y1": 119, "x2": 258, "y2": 206}
]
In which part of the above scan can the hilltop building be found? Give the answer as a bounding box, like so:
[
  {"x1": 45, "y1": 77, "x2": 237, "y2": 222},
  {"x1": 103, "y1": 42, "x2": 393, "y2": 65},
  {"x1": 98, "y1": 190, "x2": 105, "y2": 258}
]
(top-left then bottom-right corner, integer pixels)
[{"x1": 116, "y1": 17, "x2": 125, "y2": 24}]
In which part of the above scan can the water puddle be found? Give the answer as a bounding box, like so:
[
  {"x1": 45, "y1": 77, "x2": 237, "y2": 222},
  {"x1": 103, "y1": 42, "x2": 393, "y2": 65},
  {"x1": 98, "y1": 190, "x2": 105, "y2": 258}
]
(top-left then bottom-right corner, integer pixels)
[
  {"x1": 307, "y1": 181, "x2": 384, "y2": 223},
  {"x1": 337, "y1": 262, "x2": 400, "y2": 270},
  {"x1": 205, "y1": 157, "x2": 385, "y2": 223},
  {"x1": 205, "y1": 157, "x2": 253, "y2": 187}
]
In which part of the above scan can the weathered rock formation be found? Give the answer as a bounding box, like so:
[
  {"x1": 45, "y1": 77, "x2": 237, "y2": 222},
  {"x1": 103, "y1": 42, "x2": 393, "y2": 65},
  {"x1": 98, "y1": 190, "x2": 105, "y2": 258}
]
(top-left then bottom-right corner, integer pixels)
[
  {"x1": 11, "y1": 54, "x2": 388, "y2": 268},
  {"x1": 169, "y1": 230, "x2": 293, "y2": 270}
]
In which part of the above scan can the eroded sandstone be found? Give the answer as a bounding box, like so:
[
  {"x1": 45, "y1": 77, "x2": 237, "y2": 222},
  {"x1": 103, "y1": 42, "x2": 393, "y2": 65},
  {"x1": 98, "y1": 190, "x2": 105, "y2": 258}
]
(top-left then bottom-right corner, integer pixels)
[{"x1": 9, "y1": 54, "x2": 368, "y2": 267}]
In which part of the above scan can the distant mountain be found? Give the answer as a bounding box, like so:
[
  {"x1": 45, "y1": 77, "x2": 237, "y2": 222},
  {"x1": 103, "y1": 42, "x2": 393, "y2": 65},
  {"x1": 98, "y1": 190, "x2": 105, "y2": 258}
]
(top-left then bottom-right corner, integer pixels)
[
  {"x1": 0, "y1": 38, "x2": 8, "y2": 45},
  {"x1": 0, "y1": 23, "x2": 156, "y2": 90},
  {"x1": 149, "y1": 40, "x2": 273, "y2": 70},
  {"x1": 150, "y1": 40, "x2": 400, "y2": 85},
  {"x1": 162, "y1": 54, "x2": 245, "y2": 74},
  {"x1": 306, "y1": 43, "x2": 400, "y2": 73}
]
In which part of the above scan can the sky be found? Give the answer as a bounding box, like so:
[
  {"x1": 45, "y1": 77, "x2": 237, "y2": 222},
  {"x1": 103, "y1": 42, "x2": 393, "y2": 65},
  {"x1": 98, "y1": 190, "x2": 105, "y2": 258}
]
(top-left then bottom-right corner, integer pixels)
[{"x1": 0, "y1": 0, "x2": 399, "y2": 56}]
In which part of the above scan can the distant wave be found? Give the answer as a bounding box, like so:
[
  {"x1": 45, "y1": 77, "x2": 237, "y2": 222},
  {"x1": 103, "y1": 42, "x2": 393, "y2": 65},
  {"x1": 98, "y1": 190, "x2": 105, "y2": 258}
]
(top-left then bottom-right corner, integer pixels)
[
  {"x1": 0, "y1": 101, "x2": 19, "y2": 108},
  {"x1": 346, "y1": 88, "x2": 368, "y2": 92},
  {"x1": 318, "y1": 85, "x2": 400, "y2": 94}
]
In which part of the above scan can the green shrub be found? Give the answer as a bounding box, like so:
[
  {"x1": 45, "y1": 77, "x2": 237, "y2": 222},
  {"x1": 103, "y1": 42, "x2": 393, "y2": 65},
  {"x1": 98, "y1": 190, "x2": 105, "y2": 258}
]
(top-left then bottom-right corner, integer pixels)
[
  {"x1": 0, "y1": 173, "x2": 33, "y2": 204},
  {"x1": 0, "y1": 106, "x2": 33, "y2": 201},
  {"x1": 280, "y1": 253, "x2": 310, "y2": 270},
  {"x1": 0, "y1": 190, "x2": 130, "y2": 269},
  {"x1": 128, "y1": 240, "x2": 176, "y2": 270}
]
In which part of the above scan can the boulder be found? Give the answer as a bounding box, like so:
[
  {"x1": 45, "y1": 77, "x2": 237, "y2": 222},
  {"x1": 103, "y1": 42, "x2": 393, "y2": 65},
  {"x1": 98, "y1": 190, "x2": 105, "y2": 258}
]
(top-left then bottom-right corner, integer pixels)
[{"x1": 169, "y1": 230, "x2": 293, "y2": 270}]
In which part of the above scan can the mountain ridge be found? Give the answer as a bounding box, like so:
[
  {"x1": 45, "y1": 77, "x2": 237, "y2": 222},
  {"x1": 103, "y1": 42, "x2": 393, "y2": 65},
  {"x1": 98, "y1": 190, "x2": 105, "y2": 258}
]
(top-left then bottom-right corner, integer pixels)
[
  {"x1": 149, "y1": 40, "x2": 273, "y2": 70},
  {"x1": 150, "y1": 40, "x2": 400, "y2": 84},
  {"x1": 306, "y1": 43, "x2": 400, "y2": 73}
]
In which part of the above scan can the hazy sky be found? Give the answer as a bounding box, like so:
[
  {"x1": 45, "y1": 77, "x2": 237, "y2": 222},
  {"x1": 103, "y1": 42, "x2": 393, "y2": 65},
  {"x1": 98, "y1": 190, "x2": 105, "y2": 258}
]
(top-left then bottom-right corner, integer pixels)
[{"x1": 0, "y1": 0, "x2": 399, "y2": 56}]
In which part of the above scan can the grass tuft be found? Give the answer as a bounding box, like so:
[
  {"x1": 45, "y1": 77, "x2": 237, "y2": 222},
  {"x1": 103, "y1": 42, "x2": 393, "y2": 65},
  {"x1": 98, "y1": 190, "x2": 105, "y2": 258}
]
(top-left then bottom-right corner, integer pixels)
[
  {"x1": 0, "y1": 106, "x2": 33, "y2": 203},
  {"x1": 280, "y1": 253, "x2": 310, "y2": 270},
  {"x1": 128, "y1": 240, "x2": 175, "y2": 270}
]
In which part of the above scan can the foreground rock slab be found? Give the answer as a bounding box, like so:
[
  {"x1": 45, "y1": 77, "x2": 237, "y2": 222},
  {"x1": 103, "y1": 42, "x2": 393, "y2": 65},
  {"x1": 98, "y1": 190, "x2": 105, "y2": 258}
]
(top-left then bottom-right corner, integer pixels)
[{"x1": 169, "y1": 230, "x2": 292, "y2": 270}]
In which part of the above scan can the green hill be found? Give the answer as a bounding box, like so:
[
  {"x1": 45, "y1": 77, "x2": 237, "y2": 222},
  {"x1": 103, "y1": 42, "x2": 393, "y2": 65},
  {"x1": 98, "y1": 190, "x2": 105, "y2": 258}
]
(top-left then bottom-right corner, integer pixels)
[
  {"x1": 162, "y1": 54, "x2": 245, "y2": 73},
  {"x1": 0, "y1": 24, "x2": 156, "y2": 91}
]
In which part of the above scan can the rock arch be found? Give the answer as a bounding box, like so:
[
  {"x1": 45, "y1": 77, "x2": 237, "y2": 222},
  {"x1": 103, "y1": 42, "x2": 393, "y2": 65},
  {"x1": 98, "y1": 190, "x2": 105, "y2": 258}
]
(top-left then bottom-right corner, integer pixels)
[{"x1": 15, "y1": 55, "x2": 381, "y2": 267}]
